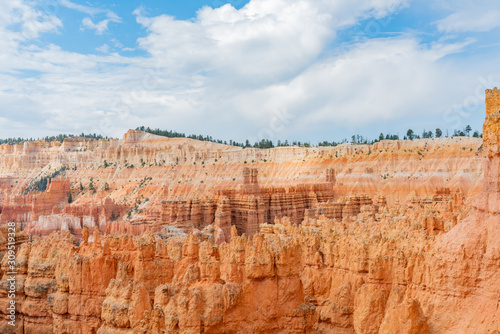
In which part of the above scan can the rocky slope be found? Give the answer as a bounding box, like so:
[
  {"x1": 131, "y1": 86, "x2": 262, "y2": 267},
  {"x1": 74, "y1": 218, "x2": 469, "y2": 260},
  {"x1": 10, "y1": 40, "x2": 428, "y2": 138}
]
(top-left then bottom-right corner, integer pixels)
[
  {"x1": 0, "y1": 125, "x2": 484, "y2": 239},
  {"x1": 0, "y1": 89, "x2": 498, "y2": 333}
]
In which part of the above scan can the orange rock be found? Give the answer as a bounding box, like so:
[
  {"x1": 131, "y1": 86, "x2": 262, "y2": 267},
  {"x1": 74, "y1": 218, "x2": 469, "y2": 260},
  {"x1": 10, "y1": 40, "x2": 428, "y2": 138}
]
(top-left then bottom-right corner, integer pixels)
[
  {"x1": 379, "y1": 288, "x2": 429, "y2": 334},
  {"x1": 1, "y1": 91, "x2": 500, "y2": 333}
]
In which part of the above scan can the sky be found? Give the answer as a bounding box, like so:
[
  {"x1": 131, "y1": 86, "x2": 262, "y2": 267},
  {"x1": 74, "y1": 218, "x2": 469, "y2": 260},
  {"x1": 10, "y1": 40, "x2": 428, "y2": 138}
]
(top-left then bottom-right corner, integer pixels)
[{"x1": 1, "y1": 0, "x2": 500, "y2": 144}]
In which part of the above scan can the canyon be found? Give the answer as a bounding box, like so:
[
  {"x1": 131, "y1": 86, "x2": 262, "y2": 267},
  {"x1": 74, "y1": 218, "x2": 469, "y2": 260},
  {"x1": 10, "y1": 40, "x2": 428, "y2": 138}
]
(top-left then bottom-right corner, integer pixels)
[
  {"x1": 0, "y1": 89, "x2": 498, "y2": 333},
  {"x1": 0, "y1": 124, "x2": 483, "y2": 240}
]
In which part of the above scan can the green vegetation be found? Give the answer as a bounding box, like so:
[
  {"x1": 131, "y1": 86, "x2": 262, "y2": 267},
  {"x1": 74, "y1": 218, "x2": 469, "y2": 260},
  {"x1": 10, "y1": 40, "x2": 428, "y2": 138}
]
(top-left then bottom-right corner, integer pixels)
[
  {"x1": 406, "y1": 129, "x2": 415, "y2": 140},
  {"x1": 422, "y1": 130, "x2": 433, "y2": 138},
  {"x1": 465, "y1": 125, "x2": 472, "y2": 136},
  {"x1": 403, "y1": 125, "x2": 480, "y2": 140},
  {"x1": 0, "y1": 133, "x2": 106, "y2": 145},
  {"x1": 23, "y1": 166, "x2": 68, "y2": 194},
  {"x1": 127, "y1": 197, "x2": 147, "y2": 219},
  {"x1": 1, "y1": 125, "x2": 481, "y2": 152}
]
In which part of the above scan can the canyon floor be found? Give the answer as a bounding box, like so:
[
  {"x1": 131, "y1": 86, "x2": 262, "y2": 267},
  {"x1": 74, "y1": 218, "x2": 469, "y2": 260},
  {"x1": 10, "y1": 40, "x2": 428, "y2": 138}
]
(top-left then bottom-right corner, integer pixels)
[{"x1": 0, "y1": 90, "x2": 499, "y2": 333}]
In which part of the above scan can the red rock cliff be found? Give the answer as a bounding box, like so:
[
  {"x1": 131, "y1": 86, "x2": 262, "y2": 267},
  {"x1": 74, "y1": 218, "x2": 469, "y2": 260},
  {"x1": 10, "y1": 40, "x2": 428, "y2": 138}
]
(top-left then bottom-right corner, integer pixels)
[
  {"x1": 0, "y1": 128, "x2": 484, "y2": 239},
  {"x1": 0, "y1": 92, "x2": 497, "y2": 333}
]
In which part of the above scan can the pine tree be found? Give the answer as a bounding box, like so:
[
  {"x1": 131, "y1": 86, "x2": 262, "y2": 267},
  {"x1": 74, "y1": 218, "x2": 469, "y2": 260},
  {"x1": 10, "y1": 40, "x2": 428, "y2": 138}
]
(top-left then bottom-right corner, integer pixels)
[
  {"x1": 465, "y1": 125, "x2": 472, "y2": 136},
  {"x1": 407, "y1": 129, "x2": 414, "y2": 140}
]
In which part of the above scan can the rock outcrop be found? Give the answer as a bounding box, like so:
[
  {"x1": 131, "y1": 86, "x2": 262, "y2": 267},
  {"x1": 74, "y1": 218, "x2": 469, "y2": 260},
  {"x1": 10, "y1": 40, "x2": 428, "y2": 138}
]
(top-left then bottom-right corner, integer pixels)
[
  {"x1": 0, "y1": 187, "x2": 494, "y2": 333},
  {"x1": 0, "y1": 128, "x2": 484, "y2": 238},
  {"x1": 0, "y1": 91, "x2": 498, "y2": 333}
]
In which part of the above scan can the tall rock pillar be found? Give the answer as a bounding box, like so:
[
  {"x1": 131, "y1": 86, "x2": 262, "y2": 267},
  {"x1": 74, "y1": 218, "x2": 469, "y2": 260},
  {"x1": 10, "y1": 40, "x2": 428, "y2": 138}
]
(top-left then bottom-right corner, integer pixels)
[{"x1": 479, "y1": 88, "x2": 500, "y2": 212}]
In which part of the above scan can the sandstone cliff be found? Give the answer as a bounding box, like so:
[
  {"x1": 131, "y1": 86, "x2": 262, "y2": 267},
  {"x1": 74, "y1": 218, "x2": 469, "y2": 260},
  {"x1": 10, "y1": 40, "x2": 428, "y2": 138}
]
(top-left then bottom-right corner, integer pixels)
[
  {"x1": 0, "y1": 126, "x2": 483, "y2": 238},
  {"x1": 0, "y1": 91, "x2": 498, "y2": 333},
  {"x1": 0, "y1": 190, "x2": 489, "y2": 333}
]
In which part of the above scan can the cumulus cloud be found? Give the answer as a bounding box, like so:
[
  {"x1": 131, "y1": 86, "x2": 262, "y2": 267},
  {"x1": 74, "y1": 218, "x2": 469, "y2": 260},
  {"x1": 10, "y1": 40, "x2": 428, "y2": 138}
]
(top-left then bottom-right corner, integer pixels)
[
  {"x1": 134, "y1": 0, "x2": 410, "y2": 88},
  {"x1": 268, "y1": 39, "x2": 470, "y2": 123},
  {"x1": 0, "y1": 0, "x2": 61, "y2": 42},
  {"x1": 0, "y1": 0, "x2": 498, "y2": 141},
  {"x1": 183, "y1": 36, "x2": 489, "y2": 141}
]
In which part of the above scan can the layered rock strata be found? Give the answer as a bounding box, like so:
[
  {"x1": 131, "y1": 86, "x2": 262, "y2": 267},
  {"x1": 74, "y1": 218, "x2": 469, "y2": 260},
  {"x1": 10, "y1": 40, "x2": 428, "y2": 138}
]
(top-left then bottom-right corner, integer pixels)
[
  {"x1": 0, "y1": 131, "x2": 484, "y2": 238},
  {"x1": 0, "y1": 91, "x2": 497, "y2": 333},
  {"x1": 0, "y1": 187, "x2": 488, "y2": 333}
]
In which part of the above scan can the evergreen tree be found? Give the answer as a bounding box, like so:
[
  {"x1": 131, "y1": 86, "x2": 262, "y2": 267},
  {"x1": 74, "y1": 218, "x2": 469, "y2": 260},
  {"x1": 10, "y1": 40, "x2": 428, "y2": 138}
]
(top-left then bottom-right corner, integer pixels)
[{"x1": 465, "y1": 125, "x2": 472, "y2": 136}]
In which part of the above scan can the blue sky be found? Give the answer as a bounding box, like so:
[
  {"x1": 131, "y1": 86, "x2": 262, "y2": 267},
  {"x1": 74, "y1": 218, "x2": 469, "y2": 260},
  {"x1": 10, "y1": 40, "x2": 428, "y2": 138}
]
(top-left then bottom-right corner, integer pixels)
[{"x1": 1, "y1": 0, "x2": 500, "y2": 143}]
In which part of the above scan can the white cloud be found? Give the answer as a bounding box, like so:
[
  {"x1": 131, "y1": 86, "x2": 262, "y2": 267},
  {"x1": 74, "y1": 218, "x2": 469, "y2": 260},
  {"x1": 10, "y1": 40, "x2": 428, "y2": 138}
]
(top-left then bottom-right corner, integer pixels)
[
  {"x1": 59, "y1": 0, "x2": 122, "y2": 35},
  {"x1": 436, "y1": 10, "x2": 500, "y2": 33},
  {"x1": 263, "y1": 39, "x2": 471, "y2": 124},
  {"x1": 82, "y1": 17, "x2": 108, "y2": 34},
  {"x1": 96, "y1": 44, "x2": 110, "y2": 53},
  {"x1": 0, "y1": 0, "x2": 61, "y2": 43},
  {"x1": 134, "y1": 0, "x2": 409, "y2": 88},
  {"x1": 111, "y1": 38, "x2": 123, "y2": 49},
  {"x1": 183, "y1": 36, "x2": 491, "y2": 141},
  {"x1": 434, "y1": 0, "x2": 500, "y2": 33},
  {"x1": 59, "y1": 0, "x2": 102, "y2": 16},
  {"x1": 81, "y1": 12, "x2": 122, "y2": 35},
  {"x1": 0, "y1": 0, "x2": 498, "y2": 141}
]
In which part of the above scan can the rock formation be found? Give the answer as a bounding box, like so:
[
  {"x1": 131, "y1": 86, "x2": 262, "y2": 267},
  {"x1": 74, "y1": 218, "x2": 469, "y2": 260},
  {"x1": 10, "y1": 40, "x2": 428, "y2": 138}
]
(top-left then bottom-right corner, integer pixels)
[
  {"x1": 0, "y1": 91, "x2": 498, "y2": 333},
  {"x1": 0, "y1": 128, "x2": 484, "y2": 238}
]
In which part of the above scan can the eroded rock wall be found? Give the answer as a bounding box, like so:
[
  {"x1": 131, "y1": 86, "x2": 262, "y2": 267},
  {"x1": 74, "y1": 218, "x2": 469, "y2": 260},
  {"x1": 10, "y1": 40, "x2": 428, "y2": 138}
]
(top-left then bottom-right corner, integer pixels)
[
  {"x1": 0, "y1": 189, "x2": 490, "y2": 334},
  {"x1": 0, "y1": 129, "x2": 484, "y2": 238},
  {"x1": 0, "y1": 91, "x2": 498, "y2": 333}
]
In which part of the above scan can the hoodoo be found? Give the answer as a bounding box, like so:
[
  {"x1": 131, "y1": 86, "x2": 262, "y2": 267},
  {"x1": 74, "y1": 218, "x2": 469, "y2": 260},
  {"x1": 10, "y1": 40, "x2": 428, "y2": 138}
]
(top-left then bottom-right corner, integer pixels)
[{"x1": 0, "y1": 93, "x2": 497, "y2": 333}]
